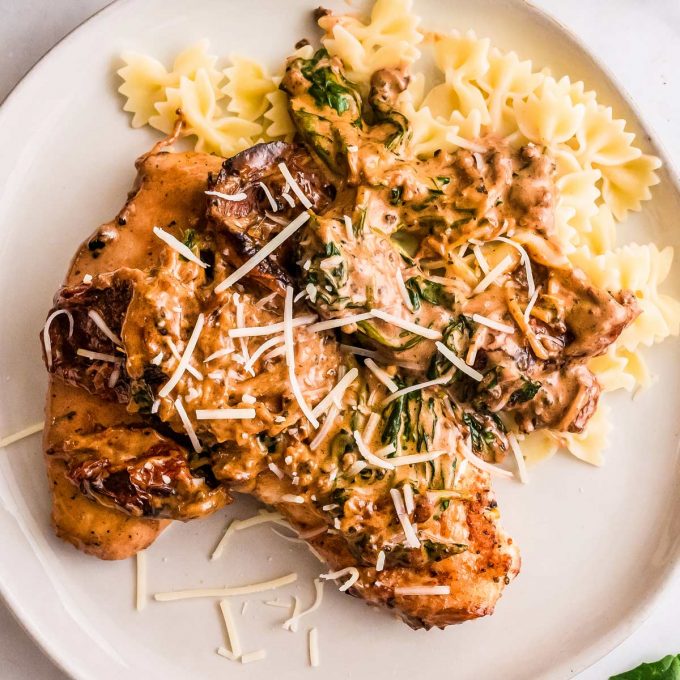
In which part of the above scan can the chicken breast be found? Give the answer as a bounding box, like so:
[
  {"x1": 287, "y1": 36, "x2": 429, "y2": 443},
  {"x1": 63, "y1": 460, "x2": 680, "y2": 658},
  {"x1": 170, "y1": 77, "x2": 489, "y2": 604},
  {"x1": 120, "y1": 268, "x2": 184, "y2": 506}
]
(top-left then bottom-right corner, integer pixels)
[{"x1": 40, "y1": 46, "x2": 638, "y2": 630}]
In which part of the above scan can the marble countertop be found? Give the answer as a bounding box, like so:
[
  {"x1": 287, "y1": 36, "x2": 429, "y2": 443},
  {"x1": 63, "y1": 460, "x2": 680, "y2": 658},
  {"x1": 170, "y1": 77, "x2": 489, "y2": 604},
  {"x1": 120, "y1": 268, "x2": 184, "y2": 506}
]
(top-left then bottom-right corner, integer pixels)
[{"x1": 1, "y1": 0, "x2": 678, "y2": 678}]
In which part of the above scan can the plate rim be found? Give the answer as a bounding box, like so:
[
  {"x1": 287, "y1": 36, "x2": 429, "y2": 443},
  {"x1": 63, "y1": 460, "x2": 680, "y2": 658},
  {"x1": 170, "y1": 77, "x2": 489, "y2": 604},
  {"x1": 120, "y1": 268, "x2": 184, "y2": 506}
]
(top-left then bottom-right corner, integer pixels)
[{"x1": 1, "y1": 1, "x2": 679, "y2": 678}]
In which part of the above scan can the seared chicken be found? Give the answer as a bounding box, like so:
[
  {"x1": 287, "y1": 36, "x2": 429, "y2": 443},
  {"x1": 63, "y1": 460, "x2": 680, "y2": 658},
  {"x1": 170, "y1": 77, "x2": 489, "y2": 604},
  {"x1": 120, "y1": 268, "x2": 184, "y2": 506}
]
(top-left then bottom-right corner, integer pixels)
[{"x1": 40, "y1": 47, "x2": 638, "y2": 629}]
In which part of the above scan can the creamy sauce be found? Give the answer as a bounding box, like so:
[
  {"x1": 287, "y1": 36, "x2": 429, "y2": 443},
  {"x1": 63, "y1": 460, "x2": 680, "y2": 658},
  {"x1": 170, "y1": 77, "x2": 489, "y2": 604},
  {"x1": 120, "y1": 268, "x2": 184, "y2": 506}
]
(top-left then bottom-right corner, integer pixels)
[{"x1": 41, "y1": 42, "x2": 639, "y2": 628}]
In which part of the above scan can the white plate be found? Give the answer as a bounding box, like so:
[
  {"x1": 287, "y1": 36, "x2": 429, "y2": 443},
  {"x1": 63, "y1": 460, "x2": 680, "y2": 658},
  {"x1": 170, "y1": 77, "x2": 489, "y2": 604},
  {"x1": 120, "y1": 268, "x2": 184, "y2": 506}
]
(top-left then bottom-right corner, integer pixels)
[{"x1": 1, "y1": 1, "x2": 680, "y2": 678}]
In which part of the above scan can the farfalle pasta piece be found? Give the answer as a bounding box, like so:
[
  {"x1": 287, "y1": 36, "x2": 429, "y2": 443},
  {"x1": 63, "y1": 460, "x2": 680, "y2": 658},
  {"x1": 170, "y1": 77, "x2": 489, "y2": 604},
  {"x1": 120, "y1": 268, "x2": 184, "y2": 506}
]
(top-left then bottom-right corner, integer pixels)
[
  {"x1": 222, "y1": 56, "x2": 277, "y2": 121},
  {"x1": 519, "y1": 430, "x2": 559, "y2": 467},
  {"x1": 559, "y1": 401, "x2": 612, "y2": 467},
  {"x1": 514, "y1": 82, "x2": 585, "y2": 147},
  {"x1": 150, "y1": 69, "x2": 262, "y2": 157},
  {"x1": 570, "y1": 243, "x2": 680, "y2": 350},
  {"x1": 262, "y1": 89, "x2": 295, "y2": 142},
  {"x1": 600, "y1": 153, "x2": 662, "y2": 221},
  {"x1": 576, "y1": 203, "x2": 617, "y2": 256},
  {"x1": 479, "y1": 47, "x2": 543, "y2": 133},
  {"x1": 421, "y1": 81, "x2": 490, "y2": 124},
  {"x1": 589, "y1": 346, "x2": 652, "y2": 392},
  {"x1": 424, "y1": 31, "x2": 491, "y2": 125},
  {"x1": 556, "y1": 164, "x2": 602, "y2": 240},
  {"x1": 118, "y1": 40, "x2": 223, "y2": 128},
  {"x1": 318, "y1": 0, "x2": 422, "y2": 81},
  {"x1": 542, "y1": 75, "x2": 597, "y2": 109},
  {"x1": 433, "y1": 30, "x2": 490, "y2": 82},
  {"x1": 573, "y1": 104, "x2": 640, "y2": 168},
  {"x1": 400, "y1": 103, "x2": 460, "y2": 158}
]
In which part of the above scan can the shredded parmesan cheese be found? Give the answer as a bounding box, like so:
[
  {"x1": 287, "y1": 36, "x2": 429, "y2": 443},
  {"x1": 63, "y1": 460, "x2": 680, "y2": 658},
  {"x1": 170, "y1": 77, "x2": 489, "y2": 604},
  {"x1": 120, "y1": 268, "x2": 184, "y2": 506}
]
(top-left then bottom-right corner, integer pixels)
[
  {"x1": 394, "y1": 586, "x2": 450, "y2": 596},
  {"x1": 345, "y1": 460, "x2": 367, "y2": 477},
  {"x1": 268, "y1": 462, "x2": 285, "y2": 479},
  {"x1": 382, "y1": 374, "x2": 452, "y2": 406},
  {"x1": 353, "y1": 431, "x2": 395, "y2": 470},
  {"x1": 87, "y1": 310, "x2": 122, "y2": 346},
  {"x1": 278, "y1": 162, "x2": 312, "y2": 209},
  {"x1": 211, "y1": 511, "x2": 289, "y2": 560},
  {"x1": 152, "y1": 226, "x2": 209, "y2": 268},
  {"x1": 241, "y1": 650, "x2": 267, "y2": 664},
  {"x1": 159, "y1": 314, "x2": 205, "y2": 397},
  {"x1": 376, "y1": 550, "x2": 385, "y2": 572},
  {"x1": 320, "y1": 567, "x2": 359, "y2": 592},
  {"x1": 460, "y1": 438, "x2": 514, "y2": 479},
  {"x1": 0, "y1": 421, "x2": 44, "y2": 448},
  {"x1": 42, "y1": 309, "x2": 74, "y2": 369},
  {"x1": 389, "y1": 450, "x2": 446, "y2": 466},
  {"x1": 76, "y1": 349, "x2": 122, "y2": 363},
  {"x1": 306, "y1": 283, "x2": 318, "y2": 302},
  {"x1": 265, "y1": 211, "x2": 289, "y2": 226},
  {"x1": 173, "y1": 397, "x2": 202, "y2": 452},
  {"x1": 310, "y1": 368, "x2": 358, "y2": 419},
  {"x1": 472, "y1": 254, "x2": 514, "y2": 294},
  {"x1": 230, "y1": 314, "x2": 316, "y2": 338},
  {"x1": 258, "y1": 182, "x2": 278, "y2": 211},
  {"x1": 282, "y1": 579, "x2": 324, "y2": 630},
  {"x1": 135, "y1": 551, "x2": 146, "y2": 612},
  {"x1": 205, "y1": 189, "x2": 247, "y2": 201},
  {"x1": 310, "y1": 404, "x2": 339, "y2": 450},
  {"x1": 216, "y1": 647, "x2": 237, "y2": 661},
  {"x1": 215, "y1": 212, "x2": 310, "y2": 293},
  {"x1": 494, "y1": 236, "x2": 536, "y2": 297},
  {"x1": 343, "y1": 215, "x2": 354, "y2": 241},
  {"x1": 307, "y1": 312, "x2": 374, "y2": 333},
  {"x1": 371, "y1": 309, "x2": 442, "y2": 340},
  {"x1": 154, "y1": 572, "x2": 298, "y2": 601},
  {"x1": 363, "y1": 358, "x2": 398, "y2": 393},
  {"x1": 390, "y1": 488, "x2": 420, "y2": 548},
  {"x1": 435, "y1": 341, "x2": 483, "y2": 381},
  {"x1": 219, "y1": 599, "x2": 242, "y2": 658},
  {"x1": 508, "y1": 433, "x2": 529, "y2": 484},
  {"x1": 362, "y1": 412, "x2": 381, "y2": 443},
  {"x1": 524, "y1": 285, "x2": 541, "y2": 322},
  {"x1": 284, "y1": 286, "x2": 319, "y2": 427},
  {"x1": 195, "y1": 408, "x2": 256, "y2": 420},
  {"x1": 308, "y1": 627, "x2": 320, "y2": 667},
  {"x1": 395, "y1": 269, "x2": 415, "y2": 312},
  {"x1": 281, "y1": 494, "x2": 305, "y2": 504},
  {"x1": 472, "y1": 313, "x2": 515, "y2": 335},
  {"x1": 402, "y1": 483, "x2": 415, "y2": 514},
  {"x1": 472, "y1": 244, "x2": 490, "y2": 274}
]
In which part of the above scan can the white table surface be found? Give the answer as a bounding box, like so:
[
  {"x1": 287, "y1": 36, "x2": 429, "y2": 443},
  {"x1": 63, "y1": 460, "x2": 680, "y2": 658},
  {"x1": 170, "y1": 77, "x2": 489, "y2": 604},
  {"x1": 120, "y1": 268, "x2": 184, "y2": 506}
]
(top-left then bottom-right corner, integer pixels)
[{"x1": 1, "y1": 0, "x2": 678, "y2": 678}]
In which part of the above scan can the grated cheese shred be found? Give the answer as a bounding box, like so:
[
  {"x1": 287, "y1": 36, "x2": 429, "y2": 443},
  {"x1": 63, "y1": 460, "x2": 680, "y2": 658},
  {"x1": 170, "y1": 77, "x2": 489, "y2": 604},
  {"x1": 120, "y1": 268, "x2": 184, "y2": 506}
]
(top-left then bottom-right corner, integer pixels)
[
  {"x1": 310, "y1": 367, "x2": 358, "y2": 419},
  {"x1": 159, "y1": 313, "x2": 205, "y2": 398},
  {"x1": 320, "y1": 567, "x2": 359, "y2": 592},
  {"x1": 284, "y1": 286, "x2": 319, "y2": 428},
  {"x1": 173, "y1": 397, "x2": 202, "y2": 453},
  {"x1": 154, "y1": 572, "x2": 298, "y2": 601},
  {"x1": 152, "y1": 226, "x2": 209, "y2": 268},
  {"x1": 42, "y1": 309, "x2": 74, "y2": 369},
  {"x1": 363, "y1": 358, "x2": 398, "y2": 393},
  {"x1": 278, "y1": 162, "x2": 312, "y2": 209},
  {"x1": 435, "y1": 341, "x2": 483, "y2": 381},
  {"x1": 353, "y1": 431, "x2": 394, "y2": 470},
  {"x1": 219, "y1": 599, "x2": 242, "y2": 658},
  {"x1": 0, "y1": 421, "x2": 44, "y2": 448},
  {"x1": 215, "y1": 212, "x2": 310, "y2": 293}
]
